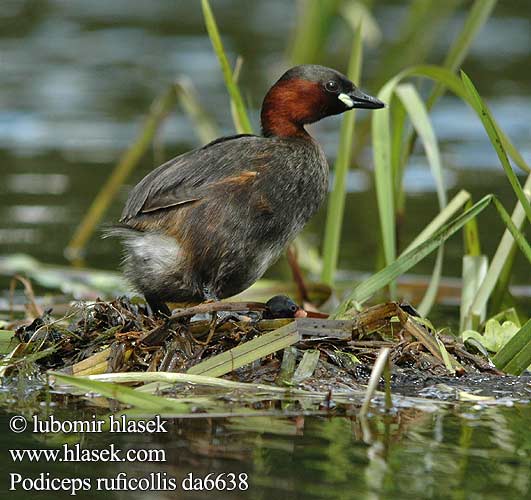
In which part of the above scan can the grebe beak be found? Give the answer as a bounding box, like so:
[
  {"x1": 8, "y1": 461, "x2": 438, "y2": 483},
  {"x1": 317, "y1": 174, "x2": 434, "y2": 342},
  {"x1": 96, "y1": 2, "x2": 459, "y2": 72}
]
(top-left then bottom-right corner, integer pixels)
[{"x1": 339, "y1": 88, "x2": 385, "y2": 109}]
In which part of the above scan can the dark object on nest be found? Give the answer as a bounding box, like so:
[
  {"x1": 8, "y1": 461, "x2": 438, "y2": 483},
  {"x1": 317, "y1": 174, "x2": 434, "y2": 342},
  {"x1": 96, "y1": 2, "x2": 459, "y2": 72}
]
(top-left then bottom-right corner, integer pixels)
[{"x1": 263, "y1": 295, "x2": 307, "y2": 319}]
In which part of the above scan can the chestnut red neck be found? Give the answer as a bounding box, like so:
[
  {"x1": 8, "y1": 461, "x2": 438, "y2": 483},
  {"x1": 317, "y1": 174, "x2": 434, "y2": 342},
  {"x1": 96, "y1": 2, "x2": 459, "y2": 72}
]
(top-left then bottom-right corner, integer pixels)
[{"x1": 260, "y1": 79, "x2": 325, "y2": 139}]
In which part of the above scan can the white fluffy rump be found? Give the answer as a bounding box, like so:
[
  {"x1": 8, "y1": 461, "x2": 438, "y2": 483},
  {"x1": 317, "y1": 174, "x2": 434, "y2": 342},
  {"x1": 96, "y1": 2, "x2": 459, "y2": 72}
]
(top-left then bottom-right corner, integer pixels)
[{"x1": 106, "y1": 227, "x2": 182, "y2": 284}]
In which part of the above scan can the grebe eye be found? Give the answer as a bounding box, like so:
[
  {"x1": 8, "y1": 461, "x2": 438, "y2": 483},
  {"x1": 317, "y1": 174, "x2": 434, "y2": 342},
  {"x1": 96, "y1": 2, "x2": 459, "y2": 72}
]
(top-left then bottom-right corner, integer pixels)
[
  {"x1": 290, "y1": 304, "x2": 298, "y2": 312},
  {"x1": 325, "y1": 80, "x2": 339, "y2": 92}
]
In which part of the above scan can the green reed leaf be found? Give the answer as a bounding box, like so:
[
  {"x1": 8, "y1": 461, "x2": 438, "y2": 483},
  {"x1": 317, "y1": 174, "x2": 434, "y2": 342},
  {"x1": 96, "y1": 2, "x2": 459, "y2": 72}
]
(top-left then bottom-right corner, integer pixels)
[
  {"x1": 493, "y1": 318, "x2": 531, "y2": 375},
  {"x1": 466, "y1": 174, "x2": 531, "y2": 328},
  {"x1": 335, "y1": 193, "x2": 531, "y2": 318},
  {"x1": 321, "y1": 24, "x2": 363, "y2": 285},
  {"x1": 201, "y1": 0, "x2": 253, "y2": 134},
  {"x1": 395, "y1": 83, "x2": 447, "y2": 315},
  {"x1": 52, "y1": 372, "x2": 189, "y2": 412},
  {"x1": 334, "y1": 195, "x2": 493, "y2": 318},
  {"x1": 460, "y1": 70, "x2": 531, "y2": 224}
]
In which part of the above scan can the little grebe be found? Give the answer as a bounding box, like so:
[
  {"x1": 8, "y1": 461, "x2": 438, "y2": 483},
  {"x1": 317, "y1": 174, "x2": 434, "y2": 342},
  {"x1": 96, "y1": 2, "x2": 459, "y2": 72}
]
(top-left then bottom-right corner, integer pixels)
[{"x1": 114, "y1": 65, "x2": 384, "y2": 315}]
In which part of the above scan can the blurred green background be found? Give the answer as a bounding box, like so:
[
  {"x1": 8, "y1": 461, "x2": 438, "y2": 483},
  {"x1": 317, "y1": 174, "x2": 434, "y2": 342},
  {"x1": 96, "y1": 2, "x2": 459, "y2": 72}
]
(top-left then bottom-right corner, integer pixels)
[{"x1": 0, "y1": 0, "x2": 529, "y2": 281}]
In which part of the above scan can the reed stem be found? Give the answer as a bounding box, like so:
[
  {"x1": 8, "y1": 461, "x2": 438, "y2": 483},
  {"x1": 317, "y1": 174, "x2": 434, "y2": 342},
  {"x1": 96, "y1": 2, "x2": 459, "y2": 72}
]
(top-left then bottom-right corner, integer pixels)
[
  {"x1": 65, "y1": 84, "x2": 179, "y2": 263},
  {"x1": 321, "y1": 25, "x2": 363, "y2": 285}
]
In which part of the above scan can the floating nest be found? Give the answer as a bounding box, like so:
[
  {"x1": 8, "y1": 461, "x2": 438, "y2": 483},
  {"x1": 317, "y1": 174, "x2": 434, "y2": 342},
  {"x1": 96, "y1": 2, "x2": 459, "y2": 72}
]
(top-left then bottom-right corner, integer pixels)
[{"x1": 7, "y1": 297, "x2": 506, "y2": 399}]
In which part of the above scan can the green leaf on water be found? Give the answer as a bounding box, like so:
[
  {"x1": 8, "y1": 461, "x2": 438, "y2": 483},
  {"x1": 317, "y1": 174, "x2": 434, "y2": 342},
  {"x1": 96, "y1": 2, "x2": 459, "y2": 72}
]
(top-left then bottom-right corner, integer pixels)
[
  {"x1": 51, "y1": 372, "x2": 189, "y2": 412},
  {"x1": 463, "y1": 319, "x2": 520, "y2": 353},
  {"x1": 492, "y1": 318, "x2": 531, "y2": 375}
]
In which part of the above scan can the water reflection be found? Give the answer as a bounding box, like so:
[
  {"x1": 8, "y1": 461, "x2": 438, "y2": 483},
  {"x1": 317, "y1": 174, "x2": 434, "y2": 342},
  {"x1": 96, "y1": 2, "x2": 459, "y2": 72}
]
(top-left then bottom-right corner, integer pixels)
[{"x1": 2, "y1": 406, "x2": 529, "y2": 499}]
